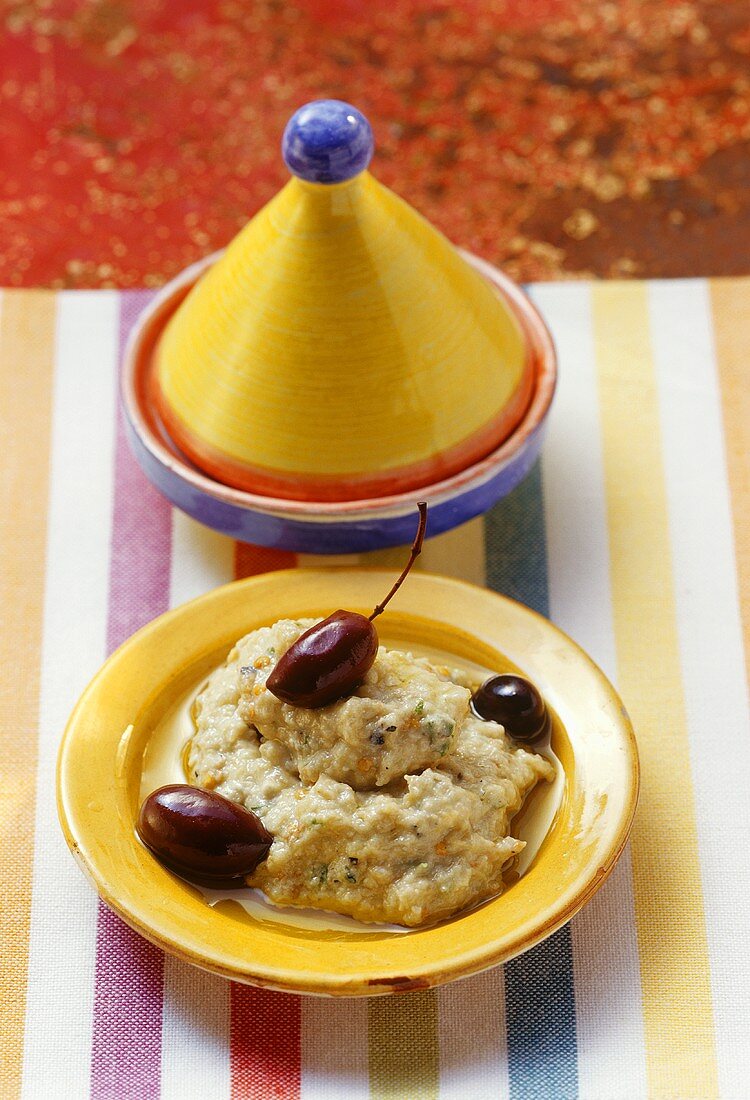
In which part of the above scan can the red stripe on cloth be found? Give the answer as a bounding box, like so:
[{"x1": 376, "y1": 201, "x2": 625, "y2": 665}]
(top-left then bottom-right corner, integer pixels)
[
  {"x1": 230, "y1": 986, "x2": 302, "y2": 1100},
  {"x1": 230, "y1": 540, "x2": 300, "y2": 1098},
  {"x1": 90, "y1": 291, "x2": 170, "y2": 1100},
  {"x1": 235, "y1": 541, "x2": 296, "y2": 579}
]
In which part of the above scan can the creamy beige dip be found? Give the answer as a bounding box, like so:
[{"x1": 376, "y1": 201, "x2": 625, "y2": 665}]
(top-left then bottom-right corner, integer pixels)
[{"x1": 186, "y1": 620, "x2": 554, "y2": 927}]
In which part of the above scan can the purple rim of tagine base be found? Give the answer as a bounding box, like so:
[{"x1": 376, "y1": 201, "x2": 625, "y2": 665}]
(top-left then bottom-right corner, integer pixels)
[{"x1": 121, "y1": 250, "x2": 557, "y2": 554}]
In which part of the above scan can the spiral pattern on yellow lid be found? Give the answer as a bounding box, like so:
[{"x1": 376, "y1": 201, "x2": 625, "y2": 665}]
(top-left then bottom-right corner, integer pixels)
[{"x1": 153, "y1": 101, "x2": 532, "y2": 501}]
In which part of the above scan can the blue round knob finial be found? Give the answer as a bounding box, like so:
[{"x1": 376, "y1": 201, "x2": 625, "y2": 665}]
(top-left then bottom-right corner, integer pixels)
[{"x1": 282, "y1": 100, "x2": 374, "y2": 184}]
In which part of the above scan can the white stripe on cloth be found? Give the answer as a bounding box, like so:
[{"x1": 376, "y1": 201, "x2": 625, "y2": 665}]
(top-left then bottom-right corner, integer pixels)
[
  {"x1": 301, "y1": 999, "x2": 370, "y2": 1100},
  {"x1": 303, "y1": 518, "x2": 490, "y2": 1098},
  {"x1": 159, "y1": 511, "x2": 234, "y2": 1100},
  {"x1": 168, "y1": 511, "x2": 235, "y2": 612},
  {"x1": 21, "y1": 292, "x2": 119, "y2": 1099},
  {"x1": 435, "y1": 518, "x2": 509, "y2": 1100},
  {"x1": 437, "y1": 968, "x2": 508, "y2": 1100},
  {"x1": 533, "y1": 282, "x2": 648, "y2": 1100},
  {"x1": 649, "y1": 278, "x2": 750, "y2": 1098}
]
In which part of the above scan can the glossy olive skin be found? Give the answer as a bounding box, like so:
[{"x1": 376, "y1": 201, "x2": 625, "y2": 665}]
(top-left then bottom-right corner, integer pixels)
[
  {"x1": 137, "y1": 785, "x2": 272, "y2": 885},
  {"x1": 471, "y1": 674, "x2": 549, "y2": 743},
  {"x1": 266, "y1": 610, "x2": 378, "y2": 708}
]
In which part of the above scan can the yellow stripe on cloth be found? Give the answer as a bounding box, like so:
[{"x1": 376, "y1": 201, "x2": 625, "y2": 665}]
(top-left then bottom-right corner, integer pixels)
[
  {"x1": 0, "y1": 292, "x2": 57, "y2": 1099},
  {"x1": 336, "y1": 524, "x2": 489, "y2": 1098},
  {"x1": 592, "y1": 282, "x2": 718, "y2": 1098},
  {"x1": 368, "y1": 991, "x2": 439, "y2": 1100},
  {"x1": 710, "y1": 278, "x2": 750, "y2": 695}
]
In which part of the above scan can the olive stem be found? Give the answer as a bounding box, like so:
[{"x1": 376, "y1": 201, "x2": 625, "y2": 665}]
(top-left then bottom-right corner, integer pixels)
[{"x1": 369, "y1": 502, "x2": 428, "y2": 622}]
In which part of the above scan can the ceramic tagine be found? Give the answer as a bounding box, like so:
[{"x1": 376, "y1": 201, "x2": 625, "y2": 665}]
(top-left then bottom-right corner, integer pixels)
[{"x1": 122, "y1": 99, "x2": 556, "y2": 552}]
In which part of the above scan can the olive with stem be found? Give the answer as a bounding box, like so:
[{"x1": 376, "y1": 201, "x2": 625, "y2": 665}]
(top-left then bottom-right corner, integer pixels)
[{"x1": 267, "y1": 503, "x2": 428, "y2": 708}]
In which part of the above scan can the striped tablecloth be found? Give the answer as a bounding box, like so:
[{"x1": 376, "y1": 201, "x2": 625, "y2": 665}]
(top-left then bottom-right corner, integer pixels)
[{"x1": 2, "y1": 279, "x2": 749, "y2": 1100}]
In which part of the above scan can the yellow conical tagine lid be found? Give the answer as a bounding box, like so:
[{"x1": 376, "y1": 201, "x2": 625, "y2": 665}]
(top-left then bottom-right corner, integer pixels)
[{"x1": 152, "y1": 100, "x2": 534, "y2": 502}]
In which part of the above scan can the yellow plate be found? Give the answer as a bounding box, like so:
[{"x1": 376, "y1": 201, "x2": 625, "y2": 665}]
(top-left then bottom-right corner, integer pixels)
[{"x1": 57, "y1": 569, "x2": 638, "y2": 996}]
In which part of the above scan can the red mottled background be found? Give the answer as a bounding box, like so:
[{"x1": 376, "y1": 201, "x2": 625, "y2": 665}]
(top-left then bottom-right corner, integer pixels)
[{"x1": 1, "y1": 0, "x2": 749, "y2": 288}]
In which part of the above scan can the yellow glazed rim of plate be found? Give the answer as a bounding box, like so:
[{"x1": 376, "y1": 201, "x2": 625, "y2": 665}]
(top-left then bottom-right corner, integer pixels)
[{"x1": 57, "y1": 570, "x2": 639, "y2": 996}]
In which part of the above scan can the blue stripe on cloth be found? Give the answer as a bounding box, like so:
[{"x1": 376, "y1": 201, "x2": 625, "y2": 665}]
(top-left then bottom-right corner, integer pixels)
[{"x1": 485, "y1": 461, "x2": 579, "y2": 1100}]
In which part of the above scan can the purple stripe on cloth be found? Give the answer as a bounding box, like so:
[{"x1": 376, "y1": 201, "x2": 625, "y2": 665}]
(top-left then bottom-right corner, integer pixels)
[{"x1": 90, "y1": 291, "x2": 171, "y2": 1100}]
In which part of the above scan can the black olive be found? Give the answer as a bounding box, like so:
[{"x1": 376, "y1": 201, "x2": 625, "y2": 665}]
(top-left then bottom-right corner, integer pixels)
[
  {"x1": 267, "y1": 503, "x2": 427, "y2": 708},
  {"x1": 471, "y1": 674, "x2": 549, "y2": 744},
  {"x1": 137, "y1": 785, "x2": 272, "y2": 885},
  {"x1": 267, "y1": 610, "x2": 378, "y2": 708}
]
